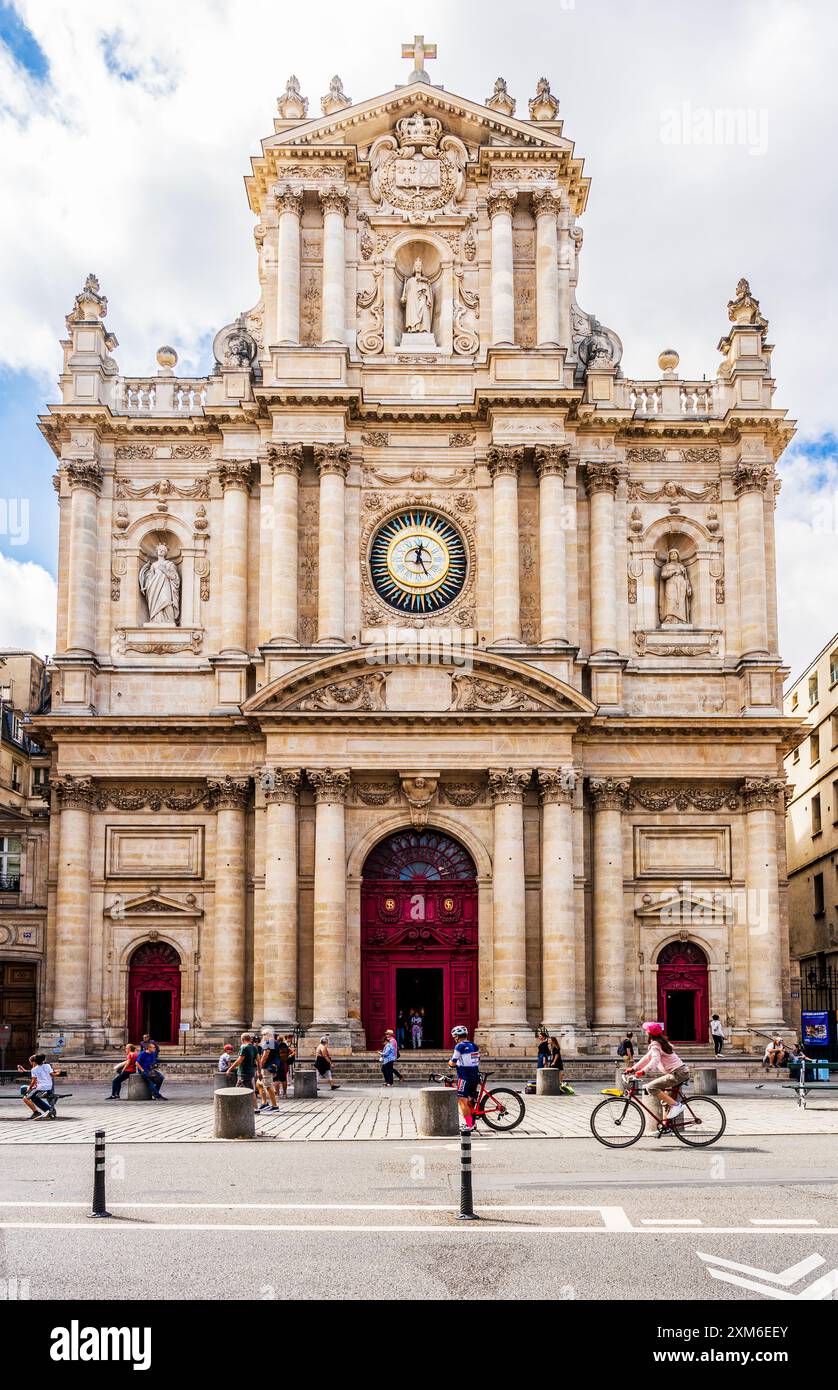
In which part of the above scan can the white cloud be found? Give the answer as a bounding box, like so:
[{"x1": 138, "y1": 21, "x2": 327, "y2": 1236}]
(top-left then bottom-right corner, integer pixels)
[
  {"x1": 0, "y1": 552, "x2": 56, "y2": 656},
  {"x1": 776, "y1": 446, "x2": 838, "y2": 685}
]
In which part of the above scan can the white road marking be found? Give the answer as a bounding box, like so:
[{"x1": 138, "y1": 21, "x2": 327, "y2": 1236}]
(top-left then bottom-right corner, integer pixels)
[
  {"x1": 4, "y1": 1221, "x2": 838, "y2": 1236},
  {"x1": 749, "y1": 1217, "x2": 819, "y2": 1226},
  {"x1": 697, "y1": 1252, "x2": 838, "y2": 1301},
  {"x1": 641, "y1": 1218, "x2": 702, "y2": 1226},
  {"x1": 697, "y1": 1251, "x2": 825, "y2": 1284}
]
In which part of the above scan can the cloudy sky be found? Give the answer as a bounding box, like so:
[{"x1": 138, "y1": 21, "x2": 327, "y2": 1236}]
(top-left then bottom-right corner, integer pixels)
[{"x1": 0, "y1": 0, "x2": 836, "y2": 682}]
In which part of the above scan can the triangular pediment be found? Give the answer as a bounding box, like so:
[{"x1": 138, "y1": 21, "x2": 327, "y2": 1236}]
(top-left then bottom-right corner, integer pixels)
[
  {"x1": 635, "y1": 890, "x2": 731, "y2": 924},
  {"x1": 116, "y1": 892, "x2": 202, "y2": 918},
  {"x1": 243, "y1": 649, "x2": 597, "y2": 718}
]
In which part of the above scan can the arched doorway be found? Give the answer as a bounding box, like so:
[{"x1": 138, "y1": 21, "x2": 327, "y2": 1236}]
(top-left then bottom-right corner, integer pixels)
[
  {"x1": 361, "y1": 829, "x2": 477, "y2": 1050},
  {"x1": 656, "y1": 941, "x2": 709, "y2": 1044},
  {"x1": 127, "y1": 942, "x2": 181, "y2": 1045}
]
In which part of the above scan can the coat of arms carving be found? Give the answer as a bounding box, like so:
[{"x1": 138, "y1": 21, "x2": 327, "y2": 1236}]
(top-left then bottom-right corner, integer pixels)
[{"x1": 369, "y1": 113, "x2": 467, "y2": 223}]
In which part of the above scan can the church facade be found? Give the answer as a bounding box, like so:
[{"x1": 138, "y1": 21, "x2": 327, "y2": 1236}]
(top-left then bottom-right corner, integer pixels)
[{"x1": 33, "y1": 49, "x2": 798, "y2": 1056}]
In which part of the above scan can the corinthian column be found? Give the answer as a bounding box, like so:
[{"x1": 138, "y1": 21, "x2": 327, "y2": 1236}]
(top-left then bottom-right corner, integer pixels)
[
  {"x1": 267, "y1": 444, "x2": 302, "y2": 644},
  {"x1": 275, "y1": 184, "x2": 303, "y2": 345},
  {"x1": 488, "y1": 768, "x2": 531, "y2": 1046},
  {"x1": 64, "y1": 462, "x2": 102, "y2": 654},
  {"x1": 538, "y1": 768, "x2": 577, "y2": 1028},
  {"x1": 589, "y1": 777, "x2": 630, "y2": 1031},
  {"x1": 533, "y1": 189, "x2": 561, "y2": 346},
  {"x1": 308, "y1": 769, "x2": 351, "y2": 1038},
  {"x1": 584, "y1": 461, "x2": 621, "y2": 657},
  {"x1": 319, "y1": 186, "x2": 348, "y2": 346},
  {"x1": 734, "y1": 461, "x2": 773, "y2": 658},
  {"x1": 263, "y1": 769, "x2": 301, "y2": 1027},
  {"x1": 487, "y1": 446, "x2": 523, "y2": 644},
  {"x1": 743, "y1": 777, "x2": 785, "y2": 1029},
  {"x1": 487, "y1": 189, "x2": 517, "y2": 346},
  {"x1": 534, "y1": 445, "x2": 569, "y2": 645},
  {"x1": 314, "y1": 444, "x2": 351, "y2": 644},
  {"x1": 50, "y1": 776, "x2": 95, "y2": 1035},
  {"x1": 208, "y1": 777, "x2": 250, "y2": 1029},
  {"x1": 217, "y1": 462, "x2": 253, "y2": 654}
]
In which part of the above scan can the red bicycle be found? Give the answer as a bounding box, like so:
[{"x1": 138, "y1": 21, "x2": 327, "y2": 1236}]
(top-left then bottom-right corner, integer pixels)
[
  {"x1": 590, "y1": 1071, "x2": 726, "y2": 1148},
  {"x1": 428, "y1": 1071, "x2": 526, "y2": 1132}
]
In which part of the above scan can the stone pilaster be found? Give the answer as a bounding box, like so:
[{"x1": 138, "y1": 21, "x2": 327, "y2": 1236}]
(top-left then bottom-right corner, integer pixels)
[
  {"x1": 266, "y1": 444, "x2": 302, "y2": 645},
  {"x1": 588, "y1": 777, "x2": 630, "y2": 1033},
  {"x1": 314, "y1": 444, "x2": 351, "y2": 644},
  {"x1": 319, "y1": 186, "x2": 348, "y2": 346},
  {"x1": 532, "y1": 189, "x2": 562, "y2": 346},
  {"x1": 275, "y1": 184, "x2": 303, "y2": 344},
  {"x1": 486, "y1": 767, "x2": 532, "y2": 1050},
  {"x1": 208, "y1": 776, "x2": 250, "y2": 1030},
  {"x1": 743, "y1": 776, "x2": 786, "y2": 1029},
  {"x1": 308, "y1": 768, "x2": 351, "y2": 1044},
  {"x1": 734, "y1": 461, "x2": 774, "y2": 659},
  {"x1": 534, "y1": 445, "x2": 570, "y2": 645},
  {"x1": 262, "y1": 769, "x2": 302, "y2": 1027},
  {"x1": 538, "y1": 768, "x2": 577, "y2": 1031},
  {"x1": 64, "y1": 461, "x2": 102, "y2": 655},
  {"x1": 487, "y1": 445, "x2": 523, "y2": 644},
  {"x1": 217, "y1": 461, "x2": 253, "y2": 655},
  {"x1": 49, "y1": 776, "x2": 95, "y2": 1044},
  {"x1": 487, "y1": 189, "x2": 517, "y2": 346},
  {"x1": 584, "y1": 461, "x2": 622, "y2": 657}
]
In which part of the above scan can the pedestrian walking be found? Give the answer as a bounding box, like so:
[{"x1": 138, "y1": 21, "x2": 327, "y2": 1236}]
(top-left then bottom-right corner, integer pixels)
[
  {"x1": 108, "y1": 1044, "x2": 140, "y2": 1099},
  {"x1": 225, "y1": 1032, "x2": 261, "y2": 1110},
  {"x1": 21, "y1": 1054, "x2": 55, "y2": 1119},
  {"x1": 380, "y1": 1032, "x2": 397, "y2": 1087},
  {"x1": 256, "y1": 1030, "x2": 281, "y2": 1112},
  {"x1": 710, "y1": 1014, "x2": 725, "y2": 1056},
  {"x1": 410, "y1": 1010, "x2": 423, "y2": 1049},
  {"x1": 274, "y1": 1036, "x2": 290, "y2": 1097},
  {"x1": 314, "y1": 1035, "x2": 340, "y2": 1090},
  {"x1": 386, "y1": 1028, "x2": 404, "y2": 1082},
  {"x1": 617, "y1": 1030, "x2": 635, "y2": 1065}
]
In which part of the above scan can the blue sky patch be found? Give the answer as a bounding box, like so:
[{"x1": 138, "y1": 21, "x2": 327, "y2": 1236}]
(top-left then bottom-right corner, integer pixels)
[{"x1": 0, "y1": 1, "x2": 48, "y2": 81}]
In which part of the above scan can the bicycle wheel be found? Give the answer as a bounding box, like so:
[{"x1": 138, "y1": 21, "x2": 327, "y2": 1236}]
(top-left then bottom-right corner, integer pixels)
[
  {"x1": 479, "y1": 1087, "x2": 525, "y2": 1132},
  {"x1": 670, "y1": 1096, "x2": 726, "y2": 1147},
  {"x1": 589, "y1": 1096, "x2": 645, "y2": 1148}
]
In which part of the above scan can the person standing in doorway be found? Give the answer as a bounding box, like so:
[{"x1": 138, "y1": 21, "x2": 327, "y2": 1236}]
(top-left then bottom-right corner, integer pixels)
[
  {"x1": 396, "y1": 1010, "x2": 407, "y2": 1052},
  {"x1": 411, "y1": 1009, "x2": 423, "y2": 1049},
  {"x1": 710, "y1": 1015, "x2": 725, "y2": 1056}
]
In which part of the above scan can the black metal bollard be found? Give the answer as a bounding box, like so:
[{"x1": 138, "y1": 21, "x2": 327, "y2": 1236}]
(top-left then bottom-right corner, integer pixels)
[
  {"x1": 89, "y1": 1129, "x2": 112, "y2": 1218},
  {"x1": 458, "y1": 1130, "x2": 479, "y2": 1221}
]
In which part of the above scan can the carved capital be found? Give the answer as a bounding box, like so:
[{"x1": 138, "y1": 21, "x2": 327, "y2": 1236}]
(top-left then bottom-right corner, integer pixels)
[
  {"x1": 486, "y1": 188, "x2": 517, "y2": 219},
  {"x1": 318, "y1": 185, "x2": 349, "y2": 218},
  {"x1": 583, "y1": 460, "x2": 621, "y2": 496},
  {"x1": 733, "y1": 461, "x2": 774, "y2": 497},
  {"x1": 534, "y1": 445, "x2": 570, "y2": 480},
  {"x1": 538, "y1": 767, "x2": 577, "y2": 805},
  {"x1": 307, "y1": 768, "x2": 351, "y2": 804},
  {"x1": 742, "y1": 776, "x2": 786, "y2": 812},
  {"x1": 275, "y1": 183, "x2": 304, "y2": 218},
  {"x1": 207, "y1": 776, "x2": 250, "y2": 810},
  {"x1": 588, "y1": 777, "x2": 630, "y2": 811},
  {"x1": 65, "y1": 461, "x2": 103, "y2": 494},
  {"x1": 487, "y1": 445, "x2": 524, "y2": 480},
  {"x1": 217, "y1": 460, "x2": 254, "y2": 493},
  {"x1": 532, "y1": 188, "x2": 563, "y2": 219},
  {"x1": 314, "y1": 443, "x2": 351, "y2": 478},
  {"x1": 261, "y1": 767, "x2": 302, "y2": 805},
  {"x1": 488, "y1": 767, "x2": 531, "y2": 804},
  {"x1": 53, "y1": 775, "x2": 95, "y2": 810},
  {"x1": 266, "y1": 442, "x2": 303, "y2": 478}
]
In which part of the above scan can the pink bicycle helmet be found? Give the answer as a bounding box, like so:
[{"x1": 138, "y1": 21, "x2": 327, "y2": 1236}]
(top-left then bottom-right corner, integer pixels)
[{"x1": 642, "y1": 1020, "x2": 664, "y2": 1036}]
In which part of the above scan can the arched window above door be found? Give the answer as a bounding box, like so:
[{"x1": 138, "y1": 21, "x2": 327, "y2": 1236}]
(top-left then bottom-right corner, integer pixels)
[{"x1": 363, "y1": 830, "x2": 476, "y2": 882}]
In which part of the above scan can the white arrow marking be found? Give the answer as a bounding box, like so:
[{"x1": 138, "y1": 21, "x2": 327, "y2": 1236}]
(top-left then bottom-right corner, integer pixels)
[
  {"x1": 703, "y1": 1266, "x2": 838, "y2": 1301},
  {"x1": 696, "y1": 1251, "x2": 825, "y2": 1285}
]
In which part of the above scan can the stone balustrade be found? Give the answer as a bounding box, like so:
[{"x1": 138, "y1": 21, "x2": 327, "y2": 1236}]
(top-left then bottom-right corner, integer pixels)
[
  {"x1": 626, "y1": 380, "x2": 717, "y2": 417},
  {"x1": 112, "y1": 377, "x2": 209, "y2": 415}
]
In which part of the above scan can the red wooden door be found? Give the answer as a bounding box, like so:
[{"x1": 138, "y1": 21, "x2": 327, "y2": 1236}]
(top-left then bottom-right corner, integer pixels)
[
  {"x1": 361, "y1": 831, "x2": 478, "y2": 1050},
  {"x1": 127, "y1": 942, "x2": 181, "y2": 1045},
  {"x1": 656, "y1": 942, "x2": 709, "y2": 1044}
]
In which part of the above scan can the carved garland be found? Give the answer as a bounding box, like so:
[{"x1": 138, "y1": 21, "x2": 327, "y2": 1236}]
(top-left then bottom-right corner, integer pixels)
[{"x1": 628, "y1": 784, "x2": 740, "y2": 812}]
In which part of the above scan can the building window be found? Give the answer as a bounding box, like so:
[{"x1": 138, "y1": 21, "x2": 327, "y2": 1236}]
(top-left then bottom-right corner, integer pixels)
[
  {"x1": 831, "y1": 649, "x2": 838, "y2": 685},
  {"x1": 0, "y1": 835, "x2": 21, "y2": 891},
  {"x1": 791, "y1": 690, "x2": 799, "y2": 711},
  {"x1": 812, "y1": 794, "x2": 822, "y2": 835},
  {"x1": 832, "y1": 713, "x2": 838, "y2": 749},
  {"x1": 810, "y1": 730, "x2": 820, "y2": 766},
  {"x1": 793, "y1": 746, "x2": 800, "y2": 763},
  {"x1": 834, "y1": 781, "x2": 838, "y2": 824},
  {"x1": 809, "y1": 675, "x2": 819, "y2": 707},
  {"x1": 11, "y1": 762, "x2": 22, "y2": 792},
  {"x1": 32, "y1": 766, "x2": 49, "y2": 795},
  {"x1": 814, "y1": 872, "x2": 825, "y2": 916}
]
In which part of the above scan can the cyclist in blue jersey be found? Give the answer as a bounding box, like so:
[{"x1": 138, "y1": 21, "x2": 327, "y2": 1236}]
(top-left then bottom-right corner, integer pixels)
[{"x1": 448, "y1": 1025, "x2": 480, "y2": 1135}]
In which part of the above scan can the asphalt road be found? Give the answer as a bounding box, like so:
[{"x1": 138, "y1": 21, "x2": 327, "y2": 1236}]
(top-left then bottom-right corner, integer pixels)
[{"x1": 1, "y1": 1133, "x2": 837, "y2": 1300}]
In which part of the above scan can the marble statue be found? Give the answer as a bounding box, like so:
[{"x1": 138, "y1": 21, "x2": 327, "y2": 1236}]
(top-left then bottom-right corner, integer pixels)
[
  {"x1": 401, "y1": 257, "x2": 433, "y2": 335},
  {"x1": 139, "y1": 543, "x2": 181, "y2": 625},
  {"x1": 659, "y1": 548, "x2": 691, "y2": 626}
]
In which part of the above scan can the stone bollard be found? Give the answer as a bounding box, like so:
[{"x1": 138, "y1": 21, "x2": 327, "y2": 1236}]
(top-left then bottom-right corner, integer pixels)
[
  {"x1": 293, "y1": 1070, "x2": 318, "y2": 1099},
  {"x1": 536, "y1": 1068, "x2": 564, "y2": 1096},
  {"x1": 691, "y1": 1067, "x2": 718, "y2": 1095},
  {"x1": 213, "y1": 1071, "x2": 233, "y2": 1091},
  {"x1": 121, "y1": 1074, "x2": 153, "y2": 1101},
  {"x1": 417, "y1": 1086, "x2": 459, "y2": 1137},
  {"x1": 214, "y1": 1088, "x2": 255, "y2": 1139}
]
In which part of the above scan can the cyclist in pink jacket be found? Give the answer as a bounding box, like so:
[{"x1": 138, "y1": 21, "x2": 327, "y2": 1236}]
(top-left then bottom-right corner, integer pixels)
[{"x1": 629, "y1": 1021, "x2": 691, "y2": 1125}]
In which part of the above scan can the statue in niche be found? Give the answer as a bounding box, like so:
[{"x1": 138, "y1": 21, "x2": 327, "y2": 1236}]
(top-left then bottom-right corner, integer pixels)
[
  {"x1": 401, "y1": 257, "x2": 434, "y2": 335},
  {"x1": 140, "y1": 543, "x2": 181, "y2": 625},
  {"x1": 658, "y1": 548, "x2": 692, "y2": 626}
]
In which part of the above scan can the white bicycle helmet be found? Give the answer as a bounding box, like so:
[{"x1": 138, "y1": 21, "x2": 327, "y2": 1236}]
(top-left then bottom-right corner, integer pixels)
[{"x1": 451, "y1": 1025, "x2": 469, "y2": 1038}]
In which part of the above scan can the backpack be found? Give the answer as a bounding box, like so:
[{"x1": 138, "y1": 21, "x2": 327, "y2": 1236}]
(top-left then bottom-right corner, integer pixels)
[{"x1": 617, "y1": 1040, "x2": 629, "y2": 1058}]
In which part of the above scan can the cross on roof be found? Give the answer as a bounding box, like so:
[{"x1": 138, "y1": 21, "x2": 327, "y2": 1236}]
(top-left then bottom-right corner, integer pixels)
[{"x1": 401, "y1": 34, "x2": 437, "y2": 85}]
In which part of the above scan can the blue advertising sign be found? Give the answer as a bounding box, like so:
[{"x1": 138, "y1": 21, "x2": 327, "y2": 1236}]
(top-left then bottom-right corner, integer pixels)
[{"x1": 801, "y1": 1011, "x2": 830, "y2": 1047}]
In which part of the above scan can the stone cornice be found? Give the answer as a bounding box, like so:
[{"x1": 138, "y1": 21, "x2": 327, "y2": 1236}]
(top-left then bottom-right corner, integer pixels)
[
  {"x1": 306, "y1": 767, "x2": 351, "y2": 803},
  {"x1": 488, "y1": 767, "x2": 531, "y2": 804}
]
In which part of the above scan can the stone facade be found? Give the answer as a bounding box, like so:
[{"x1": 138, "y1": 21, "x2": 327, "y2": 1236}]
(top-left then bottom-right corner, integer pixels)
[{"x1": 31, "y1": 55, "x2": 799, "y2": 1055}]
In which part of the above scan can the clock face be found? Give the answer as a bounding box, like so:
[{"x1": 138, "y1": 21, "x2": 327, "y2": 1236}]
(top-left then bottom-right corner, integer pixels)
[{"x1": 369, "y1": 510, "x2": 467, "y2": 613}]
